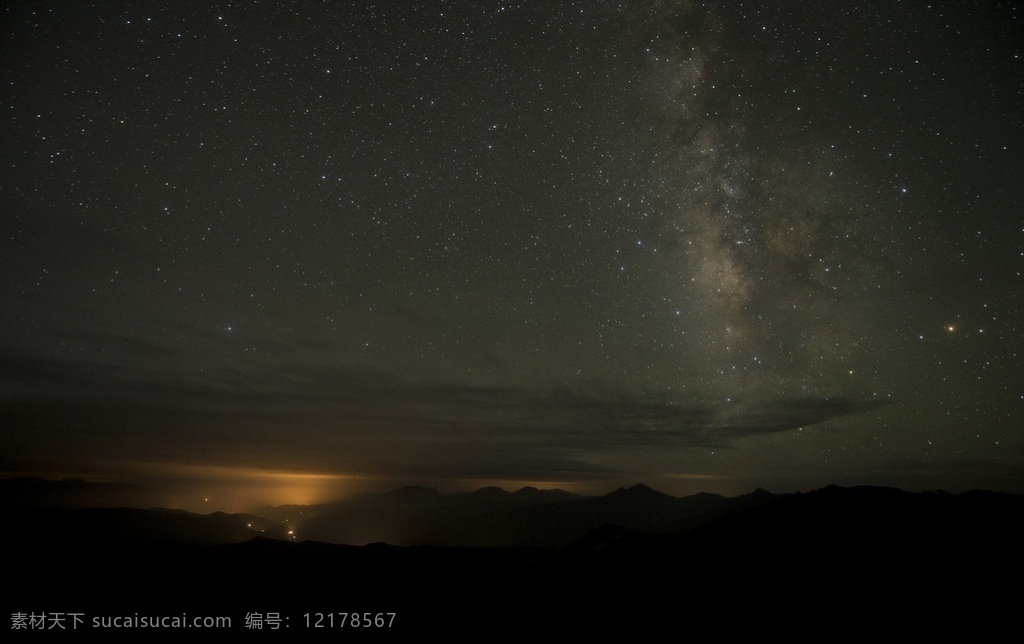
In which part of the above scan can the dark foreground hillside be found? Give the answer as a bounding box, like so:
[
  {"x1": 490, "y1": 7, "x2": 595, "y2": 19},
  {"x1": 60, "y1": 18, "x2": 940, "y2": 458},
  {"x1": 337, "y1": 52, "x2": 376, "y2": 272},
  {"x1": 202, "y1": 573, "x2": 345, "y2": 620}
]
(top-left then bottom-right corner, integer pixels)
[{"x1": 4, "y1": 485, "x2": 1021, "y2": 639}]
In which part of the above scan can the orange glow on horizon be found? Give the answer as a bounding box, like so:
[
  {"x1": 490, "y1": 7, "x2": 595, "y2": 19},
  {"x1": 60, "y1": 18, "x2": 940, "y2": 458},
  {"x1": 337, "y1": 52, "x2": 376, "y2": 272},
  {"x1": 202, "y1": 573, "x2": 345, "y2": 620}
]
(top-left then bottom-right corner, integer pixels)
[{"x1": 123, "y1": 462, "x2": 374, "y2": 510}]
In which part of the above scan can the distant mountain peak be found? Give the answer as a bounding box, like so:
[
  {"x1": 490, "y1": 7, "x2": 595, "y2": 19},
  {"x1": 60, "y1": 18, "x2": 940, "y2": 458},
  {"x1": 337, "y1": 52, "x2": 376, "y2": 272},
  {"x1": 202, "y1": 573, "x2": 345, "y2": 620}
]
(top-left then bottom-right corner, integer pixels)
[
  {"x1": 606, "y1": 483, "x2": 672, "y2": 500},
  {"x1": 473, "y1": 486, "x2": 509, "y2": 495}
]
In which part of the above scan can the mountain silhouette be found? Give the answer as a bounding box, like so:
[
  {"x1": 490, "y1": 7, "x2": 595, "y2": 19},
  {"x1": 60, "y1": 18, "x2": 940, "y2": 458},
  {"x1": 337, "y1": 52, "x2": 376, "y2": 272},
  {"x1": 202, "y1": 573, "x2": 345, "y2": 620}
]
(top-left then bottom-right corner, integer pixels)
[{"x1": 3, "y1": 481, "x2": 1020, "y2": 638}]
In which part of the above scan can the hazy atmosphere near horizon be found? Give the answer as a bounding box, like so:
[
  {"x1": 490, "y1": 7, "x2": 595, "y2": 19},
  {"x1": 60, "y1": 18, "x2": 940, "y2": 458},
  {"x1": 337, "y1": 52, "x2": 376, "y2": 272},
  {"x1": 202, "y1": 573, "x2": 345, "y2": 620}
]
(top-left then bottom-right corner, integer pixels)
[{"x1": 2, "y1": 1, "x2": 1021, "y2": 511}]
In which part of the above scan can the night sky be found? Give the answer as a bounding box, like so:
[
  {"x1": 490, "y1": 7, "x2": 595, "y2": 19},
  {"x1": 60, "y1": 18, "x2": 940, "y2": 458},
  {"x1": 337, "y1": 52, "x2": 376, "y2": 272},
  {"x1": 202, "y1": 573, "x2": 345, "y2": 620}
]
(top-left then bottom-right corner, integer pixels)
[{"x1": 2, "y1": 1, "x2": 1021, "y2": 509}]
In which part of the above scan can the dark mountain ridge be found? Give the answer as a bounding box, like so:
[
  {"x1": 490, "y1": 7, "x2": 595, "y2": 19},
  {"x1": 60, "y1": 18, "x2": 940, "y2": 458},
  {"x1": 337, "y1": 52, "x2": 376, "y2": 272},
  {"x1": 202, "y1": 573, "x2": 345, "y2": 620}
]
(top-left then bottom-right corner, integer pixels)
[
  {"x1": 4, "y1": 483, "x2": 1019, "y2": 638},
  {"x1": 293, "y1": 481, "x2": 774, "y2": 546}
]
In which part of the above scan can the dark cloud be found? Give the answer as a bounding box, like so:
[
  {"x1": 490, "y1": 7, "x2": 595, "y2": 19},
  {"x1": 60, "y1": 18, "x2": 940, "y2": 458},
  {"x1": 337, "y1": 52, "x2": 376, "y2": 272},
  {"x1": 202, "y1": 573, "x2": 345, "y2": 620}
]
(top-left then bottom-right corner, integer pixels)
[
  {"x1": 1, "y1": 353, "x2": 886, "y2": 482},
  {"x1": 715, "y1": 397, "x2": 891, "y2": 436}
]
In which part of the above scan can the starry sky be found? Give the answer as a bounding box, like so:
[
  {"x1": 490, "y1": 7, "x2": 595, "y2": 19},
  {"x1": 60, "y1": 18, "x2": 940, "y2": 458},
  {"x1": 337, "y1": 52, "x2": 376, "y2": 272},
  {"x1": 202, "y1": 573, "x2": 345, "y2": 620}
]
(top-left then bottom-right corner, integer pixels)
[{"x1": 2, "y1": 1, "x2": 1021, "y2": 508}]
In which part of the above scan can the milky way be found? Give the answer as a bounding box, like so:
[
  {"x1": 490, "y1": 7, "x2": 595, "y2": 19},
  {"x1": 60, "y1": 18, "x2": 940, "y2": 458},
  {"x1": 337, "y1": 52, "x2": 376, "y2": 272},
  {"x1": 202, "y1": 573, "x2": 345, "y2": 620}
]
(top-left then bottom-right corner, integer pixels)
[{"x1": 1, "y1": 1, "x2": 1021, "y2": 504}]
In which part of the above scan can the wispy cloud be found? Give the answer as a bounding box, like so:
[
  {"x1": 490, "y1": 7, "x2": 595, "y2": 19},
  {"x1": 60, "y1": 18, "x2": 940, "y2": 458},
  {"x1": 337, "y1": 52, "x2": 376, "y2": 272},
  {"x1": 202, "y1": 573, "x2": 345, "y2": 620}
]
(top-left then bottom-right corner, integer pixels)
[{"x1": 1, "y1": 356, "x2": 887, "y2": 482}]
